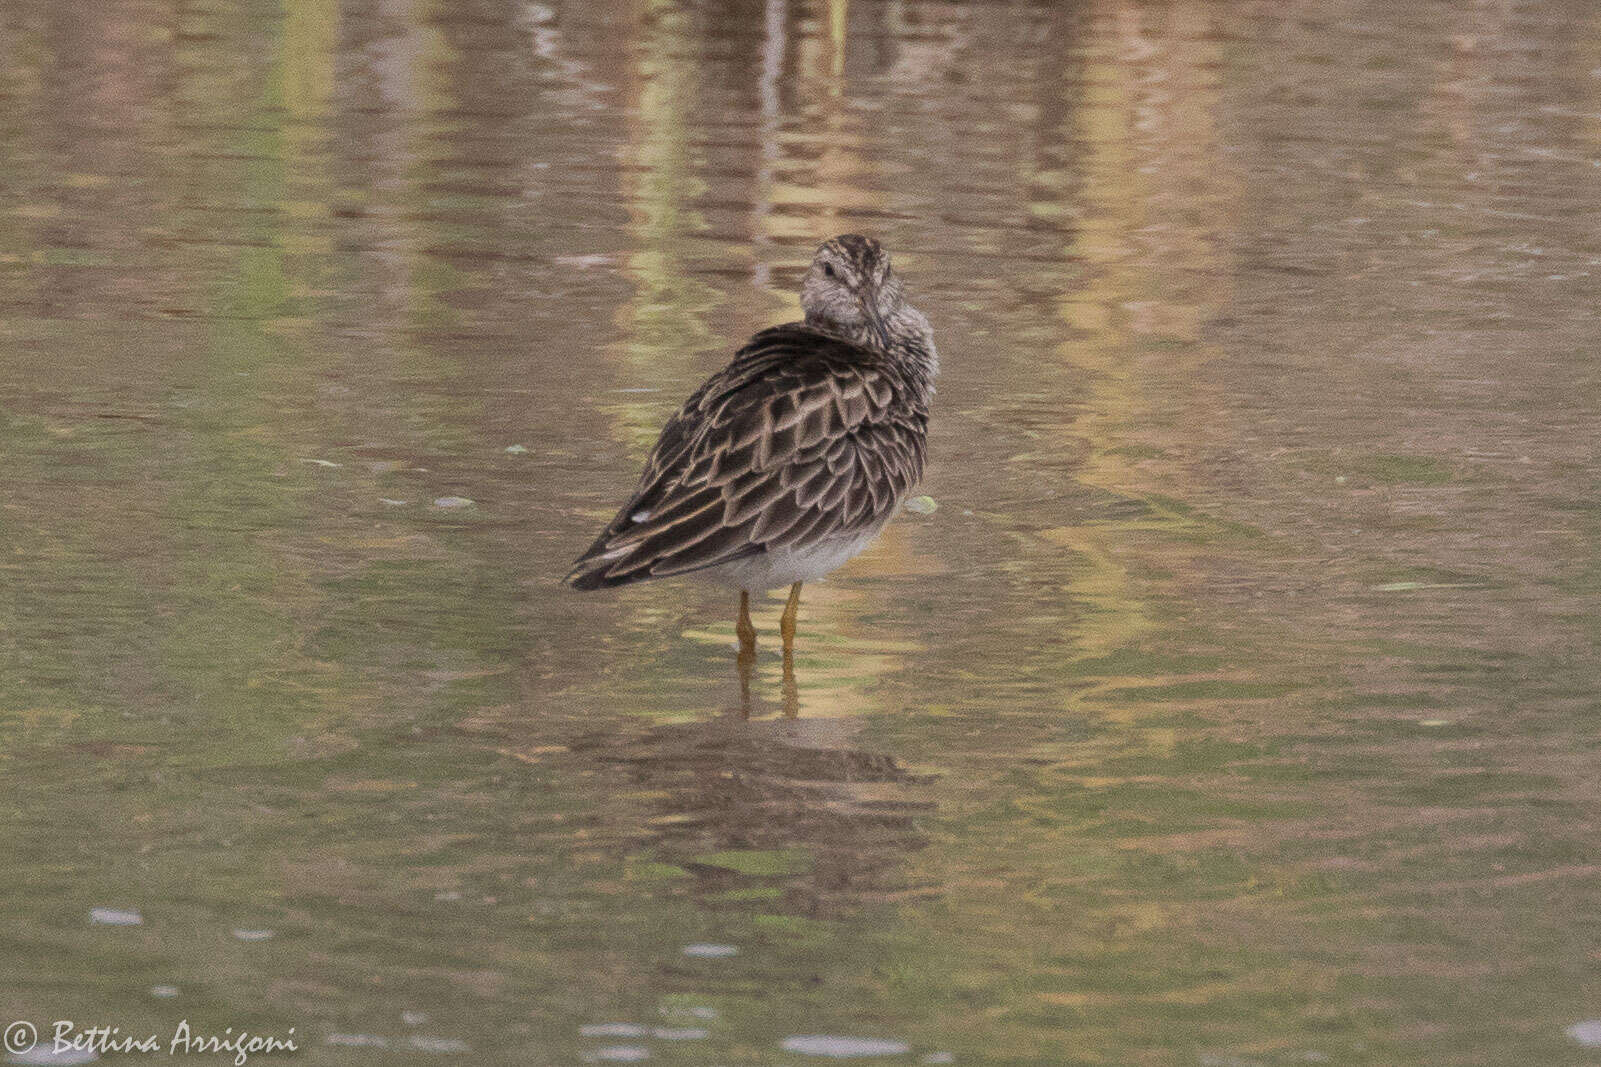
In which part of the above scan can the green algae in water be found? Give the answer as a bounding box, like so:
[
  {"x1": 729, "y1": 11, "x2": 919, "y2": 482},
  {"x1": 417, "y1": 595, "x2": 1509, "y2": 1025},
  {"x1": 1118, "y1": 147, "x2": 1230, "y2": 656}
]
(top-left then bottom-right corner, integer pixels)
[{"x1": 690, "y1": 849, "x2": 814, "y2": 877}]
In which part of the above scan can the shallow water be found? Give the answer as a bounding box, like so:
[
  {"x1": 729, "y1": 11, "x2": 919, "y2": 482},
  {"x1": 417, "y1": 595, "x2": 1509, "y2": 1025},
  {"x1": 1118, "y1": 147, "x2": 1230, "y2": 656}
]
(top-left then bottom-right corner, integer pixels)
[{"x1": 2, "y1": 0, "x2": 1600, "y2": 1064}]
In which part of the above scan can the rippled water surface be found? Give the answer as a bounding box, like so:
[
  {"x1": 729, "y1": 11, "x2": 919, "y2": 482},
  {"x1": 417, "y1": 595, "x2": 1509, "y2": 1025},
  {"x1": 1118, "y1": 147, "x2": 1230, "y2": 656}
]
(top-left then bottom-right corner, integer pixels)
[{"x1": 4, "y1": 1, "x2": 1601, "y2": 1064}]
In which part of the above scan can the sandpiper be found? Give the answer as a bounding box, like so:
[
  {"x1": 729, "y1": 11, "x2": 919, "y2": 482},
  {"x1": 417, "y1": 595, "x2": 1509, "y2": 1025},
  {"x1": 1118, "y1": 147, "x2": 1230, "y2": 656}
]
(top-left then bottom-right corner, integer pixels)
[{"x1": 566, "y1": 235, "x2": 937, "y2": 679}]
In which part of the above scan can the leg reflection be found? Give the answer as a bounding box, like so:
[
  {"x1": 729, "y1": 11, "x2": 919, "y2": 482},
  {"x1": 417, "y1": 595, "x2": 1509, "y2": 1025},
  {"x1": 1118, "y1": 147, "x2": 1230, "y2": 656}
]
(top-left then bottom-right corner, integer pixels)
[{"x1": 781, "y1": 655, "x2": 800, "y2": 718}]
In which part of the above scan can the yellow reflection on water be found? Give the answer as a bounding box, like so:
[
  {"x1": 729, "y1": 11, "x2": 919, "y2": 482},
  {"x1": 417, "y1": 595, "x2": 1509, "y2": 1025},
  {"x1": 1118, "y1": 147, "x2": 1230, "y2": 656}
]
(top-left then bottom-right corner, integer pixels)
[
  {"x1": 609, "y1": 2, "x2": 719, "y2": 459},
  {"x1": 1050, "y1": 1, "x2": 1240, "y2": 709}
]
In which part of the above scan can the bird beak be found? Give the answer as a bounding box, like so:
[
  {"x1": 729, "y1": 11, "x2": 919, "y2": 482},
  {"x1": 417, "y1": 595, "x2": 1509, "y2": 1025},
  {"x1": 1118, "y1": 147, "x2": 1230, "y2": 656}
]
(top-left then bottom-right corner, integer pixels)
[{"x1": 863, "y1": 288, "x2": 891, "y2": 349}]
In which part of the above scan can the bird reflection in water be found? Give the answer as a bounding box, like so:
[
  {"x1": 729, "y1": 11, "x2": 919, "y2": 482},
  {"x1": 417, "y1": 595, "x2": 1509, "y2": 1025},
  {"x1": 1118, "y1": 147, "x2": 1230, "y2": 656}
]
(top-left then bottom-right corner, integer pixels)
[{"x1": 571, "y1": 712, "x2": 936, "y2": 915}]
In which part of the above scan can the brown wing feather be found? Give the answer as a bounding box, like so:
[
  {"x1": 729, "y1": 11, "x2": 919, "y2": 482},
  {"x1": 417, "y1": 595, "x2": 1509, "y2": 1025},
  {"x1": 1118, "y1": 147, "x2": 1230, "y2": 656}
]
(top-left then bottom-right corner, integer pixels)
[{"x1": 565, "y1": 324, "x2": 928, "y2": 589}]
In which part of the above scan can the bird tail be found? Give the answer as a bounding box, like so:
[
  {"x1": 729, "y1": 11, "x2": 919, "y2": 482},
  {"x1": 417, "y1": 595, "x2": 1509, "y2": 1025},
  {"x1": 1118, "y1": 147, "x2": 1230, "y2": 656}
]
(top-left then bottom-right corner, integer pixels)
[{"x1": 563, "y1": 539, "x2": 633, "y2": 590}]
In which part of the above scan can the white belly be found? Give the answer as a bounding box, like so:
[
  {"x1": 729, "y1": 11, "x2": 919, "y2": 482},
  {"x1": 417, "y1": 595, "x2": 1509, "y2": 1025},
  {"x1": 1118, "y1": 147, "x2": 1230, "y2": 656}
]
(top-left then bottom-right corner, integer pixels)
[{"x1": 697, "y1": 530, "x2": 882, "y2": 590}]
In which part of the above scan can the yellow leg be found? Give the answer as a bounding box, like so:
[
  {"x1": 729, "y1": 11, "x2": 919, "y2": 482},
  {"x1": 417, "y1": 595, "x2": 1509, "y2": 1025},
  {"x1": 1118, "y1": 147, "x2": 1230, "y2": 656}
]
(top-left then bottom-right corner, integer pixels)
[
  {"x1": 779, "y1": 582, "x2": 802, "y2": 656},
  {"x1": 737, "y1": 590, "x2": 757, "y2": 652},
  {"x1": 780, "y1": 582, "x2": 802, "y2": 717},
  {"x1": 736, "y1": 590, "x2": 757, "y2": 713}
]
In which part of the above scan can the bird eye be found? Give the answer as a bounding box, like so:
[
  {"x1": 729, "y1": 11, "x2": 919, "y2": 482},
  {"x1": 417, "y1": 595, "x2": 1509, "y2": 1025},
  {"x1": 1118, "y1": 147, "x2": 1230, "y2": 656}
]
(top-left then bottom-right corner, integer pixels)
[{"x1": 822, "y1": 263, "x2": 836, "y2": 279}]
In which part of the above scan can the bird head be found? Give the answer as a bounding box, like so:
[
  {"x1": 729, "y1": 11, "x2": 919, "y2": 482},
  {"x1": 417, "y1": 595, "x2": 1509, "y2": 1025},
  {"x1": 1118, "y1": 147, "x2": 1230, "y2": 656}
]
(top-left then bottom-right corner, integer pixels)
[{"x1": 800, "y1": 234, "x2": 904, "y2": 349}]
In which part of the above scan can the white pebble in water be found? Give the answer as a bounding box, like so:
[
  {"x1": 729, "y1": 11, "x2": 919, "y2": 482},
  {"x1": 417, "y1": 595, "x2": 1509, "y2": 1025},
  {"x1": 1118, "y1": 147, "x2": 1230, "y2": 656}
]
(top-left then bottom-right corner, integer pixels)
[
  {"x1": 579, "y1": 1024, "x2": 647, "y2": 1038},
  {"x1": 148, "y1": 985, "x2": 179, "y2": 998},
  {"x1": 781, "y1": 1035, "x2": 912, "y2": 1058},
  {"x1": 432, "y1": 496, "x2": 474, "y2": 509},
  {"x1": 231, "y1": 929, "x2": 274, "y2": 942},
  {"x1": 921, "y1": 1054, "x2": 956, "y2": 1065},
  {"x1": 400, "y1": 1011, "x2": 428, "y2": 1027},
  {"x1": 407, "y1": 1036, "x2": 470, "y2": 1054},
  {"x1": 1568, "y1": 1020, "x2": 1601, "y2": 1047},
  {"x1": 650, "y1": 1027, "x2": 709, "y2": 1040},
  {"x1": 678, "y1": 1007, "x2": 718, "y2": 1020},
  {"x1": 681, "y1": 943, "x2": 738, "y2": 958},
  {"x1": 586, "y1": 1047, "x2": 651, "y2": 1062},
  {"x1": 89, "y1": 907, "x2": 142, "y2": 926}
]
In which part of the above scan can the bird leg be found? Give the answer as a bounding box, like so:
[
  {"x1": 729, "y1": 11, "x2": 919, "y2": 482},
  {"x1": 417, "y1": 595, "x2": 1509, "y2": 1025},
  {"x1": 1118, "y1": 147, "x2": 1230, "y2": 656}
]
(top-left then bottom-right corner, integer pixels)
[
  {"x1": 780, "y1": 582, "x2": 802, "y2": 658},
  {"x1": 737, "y1": 590, "x2": 757, "y2": 652},
  {"x1": 780, "y1": 582, "x2": 802, "y2": 717},
  {"x1": 736, "y1": 590, "x2": 757, "y2": 712}
]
